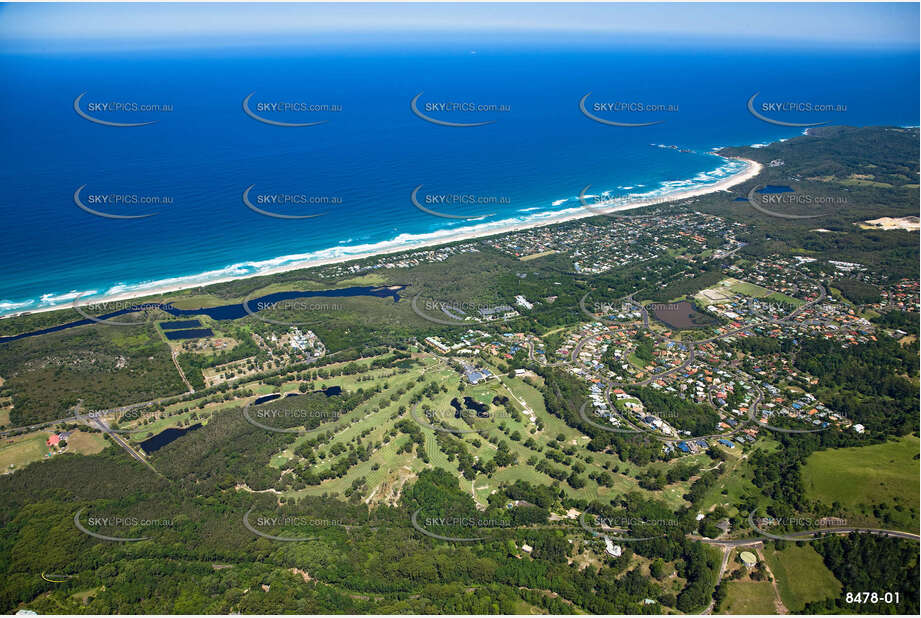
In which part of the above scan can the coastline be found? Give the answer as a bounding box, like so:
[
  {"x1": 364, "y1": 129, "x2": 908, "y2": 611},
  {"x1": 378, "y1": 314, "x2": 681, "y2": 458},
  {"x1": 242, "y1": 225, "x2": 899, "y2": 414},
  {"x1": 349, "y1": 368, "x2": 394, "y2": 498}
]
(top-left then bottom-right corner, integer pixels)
[{"x1": 5, "y1": 156, "x2": 762, "y2": 319}]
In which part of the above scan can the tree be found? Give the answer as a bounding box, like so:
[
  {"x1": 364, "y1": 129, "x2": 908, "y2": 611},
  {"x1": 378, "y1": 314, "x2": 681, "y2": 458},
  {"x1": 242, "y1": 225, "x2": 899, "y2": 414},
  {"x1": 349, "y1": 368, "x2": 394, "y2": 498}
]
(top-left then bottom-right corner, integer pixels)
[{"x1": 650, "y1": 558, "x2": 666, "y2": 579}]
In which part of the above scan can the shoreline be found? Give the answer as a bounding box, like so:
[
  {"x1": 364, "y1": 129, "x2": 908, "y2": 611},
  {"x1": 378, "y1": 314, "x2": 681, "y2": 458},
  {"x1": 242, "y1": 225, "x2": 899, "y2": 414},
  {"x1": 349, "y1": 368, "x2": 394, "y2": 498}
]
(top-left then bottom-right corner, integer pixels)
[{"x1": 4, "y1": 156, "x2": 762, "y2": 319}]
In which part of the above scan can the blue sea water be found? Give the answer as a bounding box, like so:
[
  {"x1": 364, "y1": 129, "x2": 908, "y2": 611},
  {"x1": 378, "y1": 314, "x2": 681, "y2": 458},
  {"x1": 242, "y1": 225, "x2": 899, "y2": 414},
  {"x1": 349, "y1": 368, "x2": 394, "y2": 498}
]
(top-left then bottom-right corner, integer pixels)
[{"x1": 0, "y1": 35, "x2": 917, "y2": 315}]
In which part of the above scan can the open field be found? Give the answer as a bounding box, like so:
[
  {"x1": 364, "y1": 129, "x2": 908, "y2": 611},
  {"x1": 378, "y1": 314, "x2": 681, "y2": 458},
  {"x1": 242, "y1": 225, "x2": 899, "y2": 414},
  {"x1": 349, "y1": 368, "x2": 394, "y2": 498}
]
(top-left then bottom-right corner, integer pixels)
[
  {"x1": 115, "y1": 352, "x2": 412, "y2": 441},
  {"x1": 0, "y1": 432, "x2": 50, "y2": 473},
  {"x1": 857, "y1": 216, "x2": 920, "y2": 231},
  {"x1": 0, "y1": 429, "x2": 109, "y2": 474},
  {"x1": 718, "y1": 581, "x2": 777, "y2": 614},
  {"x1": 519, "y1": 250, "x2": 558, "y2": 261},
  {"x1": 728, "y1": 278, "x2": 804, "y2": 307},
  {"x1": 125, "y1": 410, "x2": 209, "y2": 443},
  {"x1": 762, "y1": 543, "x2": 841, "y2": 612},
  {"x1": 727, "y1": 279, "x2": 772, "y2": 298},
  {"x1": 697, "y1": 277, "x2": 805, "y2": 308},
  {"x1": 65, "y1": 430, "x2": 109, "y2": 455},
  {"x1": 765, "y1": 292, "x2": 805, "y2": 307},
  {"x1": 801, "y1": 434, "x2": 920, "y2": 531}
]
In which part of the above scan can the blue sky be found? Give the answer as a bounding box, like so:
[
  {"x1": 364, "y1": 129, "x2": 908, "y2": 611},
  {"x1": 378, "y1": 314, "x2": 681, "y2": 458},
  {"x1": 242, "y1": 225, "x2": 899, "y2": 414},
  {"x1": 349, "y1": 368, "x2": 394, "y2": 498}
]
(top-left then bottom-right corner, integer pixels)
[{"x1": 1, "y1": 2, "x2": 918, "y2": 48}]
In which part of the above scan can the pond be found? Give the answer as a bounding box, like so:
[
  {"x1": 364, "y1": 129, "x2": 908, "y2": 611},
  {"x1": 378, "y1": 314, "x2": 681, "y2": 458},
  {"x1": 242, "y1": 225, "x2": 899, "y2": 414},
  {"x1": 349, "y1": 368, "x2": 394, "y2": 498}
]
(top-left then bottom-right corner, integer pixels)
[
  {"x1": 648, "y1": 301, "x2": 716, "y2": 329},
  {"x1": 140, "y1": 423, "x2": 203, "y2": 454}
]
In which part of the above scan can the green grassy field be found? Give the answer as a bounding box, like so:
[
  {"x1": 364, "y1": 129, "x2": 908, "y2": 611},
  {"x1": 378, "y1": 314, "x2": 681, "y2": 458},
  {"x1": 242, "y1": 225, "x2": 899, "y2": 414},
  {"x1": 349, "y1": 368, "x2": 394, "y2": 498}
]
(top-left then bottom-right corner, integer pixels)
[
  {"x1": 118, "y1": 352, "x2": 406, "y2": 444},
  {"x1": 762, "y1": 544, "x2": 841, "y2": 612},
  {"x1": 281, "y1": 357, "x2": 449, "y2": 500},
  {"x1": 264, "y1": 351, "x2": 702, "y2": 510},
  {"x1": 719, "y1": 581, "x2": 777, "y2": 614},
  {"x1": 70, "y1": 330, "x2": 712, "y2": 514},
  {"x1": 801, "y1": 434, "x2": 920, "y2": 531},
  {"x1": 700, "y1": 277, "x2": 798, "y2": 307},
  {"x1": 724, "y1": 278, "x2": 805, "y2": 307},
  {"x1": 765, "y1": 292, "x2": 805, "y2": 307},
  {"x1": 0, "y1": 430, "x2": 109, "y2": 475},
  {"x1": 727, "y1": 279, "x2": 771, "y2": 298},
  {"x1": 65, "y1": 430, "x2": 108, "y2": 455},
  {"x1": 0, "y1": 432, "x2": 50, "y2": 472}
]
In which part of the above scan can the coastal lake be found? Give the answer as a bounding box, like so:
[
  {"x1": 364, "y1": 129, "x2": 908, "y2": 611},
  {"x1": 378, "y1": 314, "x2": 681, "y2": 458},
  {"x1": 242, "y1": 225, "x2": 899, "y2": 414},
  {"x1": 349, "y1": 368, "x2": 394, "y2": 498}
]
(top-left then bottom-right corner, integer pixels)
[{"x1": 0, "y1": 285, "x2": 405, "y2": 344}]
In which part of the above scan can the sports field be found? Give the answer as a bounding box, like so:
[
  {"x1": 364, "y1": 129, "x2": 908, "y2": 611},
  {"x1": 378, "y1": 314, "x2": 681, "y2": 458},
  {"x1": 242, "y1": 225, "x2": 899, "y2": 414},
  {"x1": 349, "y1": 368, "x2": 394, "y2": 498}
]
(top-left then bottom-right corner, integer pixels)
[{"x1": 698, "y1": 277, "x2": 806, "y2": 308}]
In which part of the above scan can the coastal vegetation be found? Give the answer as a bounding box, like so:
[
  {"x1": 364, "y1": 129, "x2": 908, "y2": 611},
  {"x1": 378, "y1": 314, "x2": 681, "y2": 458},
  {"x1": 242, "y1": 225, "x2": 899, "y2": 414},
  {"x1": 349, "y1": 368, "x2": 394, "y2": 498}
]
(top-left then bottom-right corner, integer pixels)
[{"x1": 0, "y1": 126, "x2": 917, "y2": 613}]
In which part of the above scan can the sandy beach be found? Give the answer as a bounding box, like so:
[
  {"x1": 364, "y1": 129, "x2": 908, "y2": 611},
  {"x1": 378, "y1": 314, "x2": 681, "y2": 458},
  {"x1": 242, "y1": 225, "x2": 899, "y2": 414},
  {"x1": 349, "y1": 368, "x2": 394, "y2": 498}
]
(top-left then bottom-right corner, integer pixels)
[{"x1": 13, "y1": 157, "x2": 762, "y2": 318}]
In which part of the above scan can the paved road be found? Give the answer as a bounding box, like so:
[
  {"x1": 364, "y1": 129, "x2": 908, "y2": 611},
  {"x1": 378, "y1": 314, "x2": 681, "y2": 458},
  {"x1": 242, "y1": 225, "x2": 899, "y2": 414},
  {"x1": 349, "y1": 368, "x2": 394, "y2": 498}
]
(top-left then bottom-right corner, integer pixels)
[
  {"x1": 614, "y1": 344, "x2": 697, "y2": 388},
  {"x1": 552, "y1": 311, "x2": 771, "y2": 442},
  {"x1": 581, "y1": 276, "x2": 830, "y2": 348},
  {"x1": 0, "y1": 347, "x2": 358, "y2": 438},
  {"x1": 567, "y1": 275, "x2": 830, "y2": 413},
  {"x1": 171, "y1": 347, "x2": 195, "y2": 394},
  {"x1": 597, "y1": 370, "x2": 764, "y2": 443},
  {"x1": 1, "y1": 400, "x2": 156, "y2": 438},
  {"x1": 1, "y1": 401, "x2": 160, "y2": 471},
  {"x1": 691, "y1": 527, "x2": 920, "y2": 546},
  {"x1": 83, "y1": 407, "x2": 158, "y2": 473},
  {"x1": 1, "y1": 416, "x2": 80, "y2": 437},
  {"x1": 526, "y1": 341, "x2": 566, "y2": 367}
]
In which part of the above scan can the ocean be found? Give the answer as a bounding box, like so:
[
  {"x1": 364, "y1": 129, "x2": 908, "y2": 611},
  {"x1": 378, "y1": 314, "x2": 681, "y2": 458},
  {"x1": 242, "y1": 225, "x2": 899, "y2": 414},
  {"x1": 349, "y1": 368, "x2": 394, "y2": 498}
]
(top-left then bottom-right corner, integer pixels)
[{"x1": 0, "y1": 35, "x2": 917, "y2": 315}]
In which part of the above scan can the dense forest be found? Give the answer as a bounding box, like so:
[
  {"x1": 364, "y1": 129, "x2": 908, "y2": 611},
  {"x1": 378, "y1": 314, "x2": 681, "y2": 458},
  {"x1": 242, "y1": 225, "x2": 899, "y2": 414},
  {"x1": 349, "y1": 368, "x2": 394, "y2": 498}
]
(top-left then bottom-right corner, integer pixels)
[
  {"x1": 804, "y1": 534, "x2": 920, "y2": 615},
  {"x1": 626, "y1": 386, "x2": 721, "y2": 437},
  {"x1": 794, "y1": 335, "x2": 918, "y2": 434},
  {"x1": 714, "y1": 126, "x2": 920, "y2": 279},
  {"x1": 0, "y1": 447, "x2": 724, "y2": 614}
]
